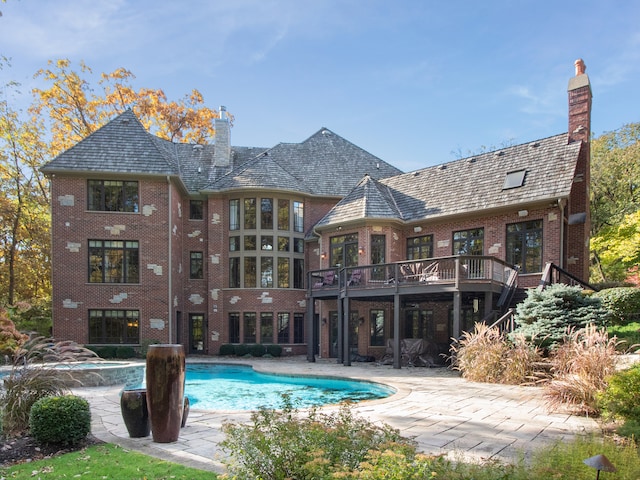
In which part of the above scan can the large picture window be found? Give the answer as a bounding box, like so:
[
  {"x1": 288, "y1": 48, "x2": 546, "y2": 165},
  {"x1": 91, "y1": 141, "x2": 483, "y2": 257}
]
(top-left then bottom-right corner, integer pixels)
[
  {"x1": 506, "y1": 220, "x2": 543, "y2": 273},
  {"x1": 88, "y1": 180, "x2": 138, "y2": 212},
  {"x1": 88, "y1": 309, "x2": 139, "y2": 344},
  {"x1": 89, "y1": 240, "x2": 139, "y2": 283}
]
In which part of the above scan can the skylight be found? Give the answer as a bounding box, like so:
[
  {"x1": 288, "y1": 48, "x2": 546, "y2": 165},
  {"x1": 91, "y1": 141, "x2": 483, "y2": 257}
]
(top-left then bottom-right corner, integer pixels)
[{"x1": 503, "y1": 170, "x2": 526, "y2": 189}]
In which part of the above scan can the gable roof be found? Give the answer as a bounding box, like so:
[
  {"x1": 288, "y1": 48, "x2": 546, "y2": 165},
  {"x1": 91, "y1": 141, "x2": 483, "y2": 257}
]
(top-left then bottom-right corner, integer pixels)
[{"x1": 315, "y1": 133, "x2": 582, "y2": 228}]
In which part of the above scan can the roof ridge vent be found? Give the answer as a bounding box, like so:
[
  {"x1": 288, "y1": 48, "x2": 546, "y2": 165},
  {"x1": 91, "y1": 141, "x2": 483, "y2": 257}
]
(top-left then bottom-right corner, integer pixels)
[
  {"x1": 529, "y1": 142, "x2": 540, "y2": 149},
  {"x1": 438, "y1": 164, "x2": 447, "y2": 170},
  {"x1": 193, "y1": 144, "x2": 204, "y2": 150},
  {"x1": 494, "y1": 151, "x2": 505, "y2": 157},
  {"x1": 468, "y1": 157, "x2": 476, "y2": 163}
]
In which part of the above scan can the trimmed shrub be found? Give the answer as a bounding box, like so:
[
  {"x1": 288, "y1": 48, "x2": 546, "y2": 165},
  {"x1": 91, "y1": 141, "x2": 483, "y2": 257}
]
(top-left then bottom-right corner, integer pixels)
[
  {"x1": 599, "y1": 363, "x2": 640, "y2": 422},
  {"x1": 1, "y1": 337, "x2": 97, "y2": 435},
  {"x1": 29, "y1": 395, "x2": 91, "y2": 445},
  {"x1": 234, "y1": 344, "x2": 250, "y2": 356},
  {"x1": 265, "y1": 344, "x2": 282, "y2": 357},
  {"x1": 115, "y1": 346, "x2": 136, "y2": 359},
  {"x1": 249, "y1": 344, "x2": 266, "y2": 357},
  {"x1": 219, "y1": 344, "x2": 235, "y2": 356},
  {"x1": 595, "y1": 287, "x2": 640, "y2": 325},
  {"x1": 513, "y1": 284, "x2": 610, "y2": 349}
]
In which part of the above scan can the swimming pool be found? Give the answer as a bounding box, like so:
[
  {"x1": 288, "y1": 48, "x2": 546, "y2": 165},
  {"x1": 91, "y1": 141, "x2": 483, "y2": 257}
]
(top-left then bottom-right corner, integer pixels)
[{"x1": 129, "y1": 363, "x2": 394, "y2": 411}]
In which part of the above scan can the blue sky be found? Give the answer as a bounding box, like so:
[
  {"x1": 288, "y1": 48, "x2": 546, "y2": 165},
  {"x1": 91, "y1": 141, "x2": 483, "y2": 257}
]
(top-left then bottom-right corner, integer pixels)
[{"x1": 1, "y1": 0, "x2": 638, "y2": 172}]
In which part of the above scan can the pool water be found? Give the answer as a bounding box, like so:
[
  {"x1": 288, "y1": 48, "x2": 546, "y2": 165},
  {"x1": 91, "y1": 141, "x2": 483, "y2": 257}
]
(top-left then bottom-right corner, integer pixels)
[{"x1": 132, "y1": 363, "x2": 394, "y2": 411}]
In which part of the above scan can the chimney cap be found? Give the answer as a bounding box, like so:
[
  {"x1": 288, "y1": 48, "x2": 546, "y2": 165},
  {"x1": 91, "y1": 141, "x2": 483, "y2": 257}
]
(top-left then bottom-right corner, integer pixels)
[{"x1": 574, "y1": 59, "x2": 586, "y2": 76}]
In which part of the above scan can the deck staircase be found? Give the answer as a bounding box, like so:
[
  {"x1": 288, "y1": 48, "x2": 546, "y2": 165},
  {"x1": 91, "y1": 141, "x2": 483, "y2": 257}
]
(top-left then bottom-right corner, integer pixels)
[{"x1": 486, "y1": 262, "x2": 597, "y2": 336}]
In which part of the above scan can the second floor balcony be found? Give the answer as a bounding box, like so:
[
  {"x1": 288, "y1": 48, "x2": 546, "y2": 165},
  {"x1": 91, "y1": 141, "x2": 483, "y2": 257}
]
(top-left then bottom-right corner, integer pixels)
[{"x1": 308, "y1": 255, "x2": 518, "y2": 299}]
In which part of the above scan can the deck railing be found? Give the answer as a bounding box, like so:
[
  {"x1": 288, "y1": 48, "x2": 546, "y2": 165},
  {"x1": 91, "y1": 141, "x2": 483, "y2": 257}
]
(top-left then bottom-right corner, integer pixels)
[{"x1": 309, "y1": 255, "x2": 517, "y2": 294}]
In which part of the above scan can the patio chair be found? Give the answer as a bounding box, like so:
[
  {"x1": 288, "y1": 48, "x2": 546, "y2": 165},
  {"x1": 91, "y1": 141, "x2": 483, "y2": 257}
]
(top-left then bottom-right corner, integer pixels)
[{"x1": 347, "y1": 269, "x2": 362, "y2": 286}]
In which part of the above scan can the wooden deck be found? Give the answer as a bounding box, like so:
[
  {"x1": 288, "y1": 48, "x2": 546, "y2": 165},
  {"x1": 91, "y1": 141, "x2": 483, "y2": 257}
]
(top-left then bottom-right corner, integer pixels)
[{"x1": 308, "y1": 255, "x2": 516, "y2": 299}]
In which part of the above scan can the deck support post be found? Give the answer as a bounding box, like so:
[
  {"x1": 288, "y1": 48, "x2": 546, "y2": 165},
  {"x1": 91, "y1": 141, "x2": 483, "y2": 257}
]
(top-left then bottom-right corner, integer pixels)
[
  {"x1": 452, "y1": 291, "x2": 461, "y2": 341},
  {"x1": 306, "y1": 297, "x2": 315, "y2": 362},
  {"x1": 336, "y1": 296, "x2": 344, "y2": 364},
  {"x1": 342, "y1": 296, "x2": 351, "y2": 366},
  {"x1": 393, "y1": 293, "x2": 401, "y2": 369}
]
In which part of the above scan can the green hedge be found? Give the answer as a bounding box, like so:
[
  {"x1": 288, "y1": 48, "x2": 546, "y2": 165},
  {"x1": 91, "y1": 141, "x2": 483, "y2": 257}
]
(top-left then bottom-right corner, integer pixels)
[
  {"x1": 595, "y1": 287, "x2": 640, "y2": 325},
  {"x1": 218, "y1": 344, "x2": 283, "y2": 357},
  {"x1": 29, "y1": 395, "x2": 91, "y2": 446}
]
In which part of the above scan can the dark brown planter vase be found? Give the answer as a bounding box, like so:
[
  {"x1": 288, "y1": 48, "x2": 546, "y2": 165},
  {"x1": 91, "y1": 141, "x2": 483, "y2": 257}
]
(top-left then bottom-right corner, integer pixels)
[
  {"x1": 146, "y1": 344, "x2": 185, "y2": 443},
  {"x1": 120, "y1": 388, "x2": 150, "y2": 438}
]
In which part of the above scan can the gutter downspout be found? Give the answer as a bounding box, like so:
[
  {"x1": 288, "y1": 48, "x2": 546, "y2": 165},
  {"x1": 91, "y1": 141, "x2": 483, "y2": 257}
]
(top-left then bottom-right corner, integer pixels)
[
  {"x1": 167, "y1": 175, "x2": 173, "y2": 343},
  {"x1": 558, "y1": 198, "x2": 566, "y2": 269}
]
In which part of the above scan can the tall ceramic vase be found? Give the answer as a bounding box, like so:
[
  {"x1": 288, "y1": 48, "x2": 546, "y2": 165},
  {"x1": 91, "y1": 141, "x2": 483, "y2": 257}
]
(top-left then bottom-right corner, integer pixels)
[{"x1": 146, "y1": 344, "x2": 185, "y2": 443}]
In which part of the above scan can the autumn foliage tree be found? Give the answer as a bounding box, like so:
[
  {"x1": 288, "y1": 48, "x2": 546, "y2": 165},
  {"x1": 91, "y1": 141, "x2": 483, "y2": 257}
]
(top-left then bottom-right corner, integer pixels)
[
  {"x1": 1, "y1": 58, "x2": 225, "y2": 319},
  {"x1": 30, "y1": 59, "x2": 223, "y2": 155}
]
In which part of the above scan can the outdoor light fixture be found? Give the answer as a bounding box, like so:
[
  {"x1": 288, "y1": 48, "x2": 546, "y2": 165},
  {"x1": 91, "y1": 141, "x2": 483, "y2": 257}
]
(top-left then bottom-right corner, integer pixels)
[
  {"x1": 358, "y1": 246, "x2": 365, "y2": 255},
  {"x1": 320, "y1": 252, "x2": 327, "y2": 260},
  {"x1": 583, "y1": 454, "x2": 616, "y2": 479}
]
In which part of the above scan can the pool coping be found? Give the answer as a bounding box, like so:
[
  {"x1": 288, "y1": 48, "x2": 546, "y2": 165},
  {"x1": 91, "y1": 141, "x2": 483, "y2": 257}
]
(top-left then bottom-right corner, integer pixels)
[{"x1": 74, "y1": 356, "x2": 601, "y2": 474}]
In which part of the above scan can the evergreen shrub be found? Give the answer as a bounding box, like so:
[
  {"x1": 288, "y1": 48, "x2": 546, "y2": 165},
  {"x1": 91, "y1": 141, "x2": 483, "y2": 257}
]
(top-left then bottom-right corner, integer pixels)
[
  {"x1": 249, "y1": 344, "x2": 266, "y2": 357},
  {"x1": 219, "y1": 344, "x2": 235, "y2": 356},
  {"x1": 513, "y1": 284, "x2": 610, "y2": 349},
  {"x1": 265, "y1": 344, "x2": 282, "y2": 357},
  {"x1": 234, "y1": 344, "x2": 250, "y2": 356},
  {"x1": 29, "y1": 395, "x2": 91, "y2": 445},
  {"x1": 115, "y1": 346, "x2": 135, "y2": 359}
]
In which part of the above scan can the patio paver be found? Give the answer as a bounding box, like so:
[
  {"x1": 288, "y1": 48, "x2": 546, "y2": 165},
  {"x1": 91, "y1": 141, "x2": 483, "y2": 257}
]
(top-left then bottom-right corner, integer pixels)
[{"x1": 74, "y1": 357, "x2": 599, "y2": 474}]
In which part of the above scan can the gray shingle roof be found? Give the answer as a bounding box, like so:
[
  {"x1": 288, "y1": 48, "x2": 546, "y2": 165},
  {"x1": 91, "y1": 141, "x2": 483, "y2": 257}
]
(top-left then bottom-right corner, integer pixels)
[
  {"x1": 41, "y1": 110, "x2": 179, "y2": 176},
  {"x1": 316, "y1": 133, "x2": 582, "y2": 228},
  {"x1": 42, "y1": 113, "x2": 400, "y2": 196}
]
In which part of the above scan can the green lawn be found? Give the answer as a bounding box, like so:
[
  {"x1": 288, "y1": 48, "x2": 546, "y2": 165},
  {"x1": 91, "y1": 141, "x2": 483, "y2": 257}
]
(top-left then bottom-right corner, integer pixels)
[
  {"x1": 0, "y1": 443, "x2": 217, "y2": 479},
  {"x1": 610, "y1": 321, "x2": 640, "y2": 351}
]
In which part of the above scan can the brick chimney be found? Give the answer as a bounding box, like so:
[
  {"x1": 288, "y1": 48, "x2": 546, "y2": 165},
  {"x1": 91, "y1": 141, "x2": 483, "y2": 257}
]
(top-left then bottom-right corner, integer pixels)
[
  {"x1": 565, "y1": 59, "x2": 592, "y2": 283},
  {"x1": 213, "y1": 106, "x2": 231, "y2": 167},
  {"x1": 567, "y1": 58, "x2": 592, "y2": 144}
]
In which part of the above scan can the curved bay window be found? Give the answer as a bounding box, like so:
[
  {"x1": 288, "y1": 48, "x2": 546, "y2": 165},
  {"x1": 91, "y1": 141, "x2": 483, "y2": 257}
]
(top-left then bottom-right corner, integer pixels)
[{"x1": 229, "y1": 196, "x2": 305, "y2": 288}]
